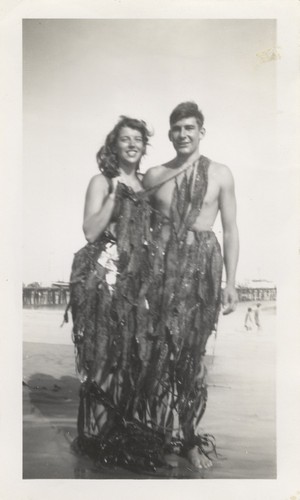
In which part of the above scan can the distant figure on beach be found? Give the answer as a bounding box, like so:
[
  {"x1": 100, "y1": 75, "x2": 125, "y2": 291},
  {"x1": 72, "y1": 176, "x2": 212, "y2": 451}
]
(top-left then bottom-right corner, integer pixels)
[
  {"x1": 143, "y1": 101, "x2": 239, "y2": 469},
  {"x1": 244, "y1": 307, "x2": 254, "y2": 331},
  {"x1": 254, "y1": 303, "x2": 262, "y2": 330}
]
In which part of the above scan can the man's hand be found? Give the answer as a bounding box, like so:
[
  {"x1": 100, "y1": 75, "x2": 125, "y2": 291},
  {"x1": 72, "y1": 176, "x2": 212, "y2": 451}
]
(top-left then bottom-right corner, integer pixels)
[{"x1": 222, "y1": 284, "x2": 238, "y2": 315}]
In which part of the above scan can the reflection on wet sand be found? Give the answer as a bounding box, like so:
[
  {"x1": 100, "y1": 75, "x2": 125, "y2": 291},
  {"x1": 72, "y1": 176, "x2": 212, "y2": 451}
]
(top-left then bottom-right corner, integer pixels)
[{"x1": 23, "y1": 302, "x2": 276, "y2": 479}]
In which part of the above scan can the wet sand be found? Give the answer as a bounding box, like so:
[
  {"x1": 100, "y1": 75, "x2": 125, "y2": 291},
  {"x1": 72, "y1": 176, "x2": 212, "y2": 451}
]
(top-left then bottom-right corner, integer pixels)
[{"x1": 23, "y1": 302, "x2": 276, "y2": 479}]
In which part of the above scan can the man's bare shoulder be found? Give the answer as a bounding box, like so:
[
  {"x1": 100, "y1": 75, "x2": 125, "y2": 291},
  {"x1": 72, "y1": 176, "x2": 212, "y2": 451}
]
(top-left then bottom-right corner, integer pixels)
[
  {"x1": 209, "y1": 160, "x2": 234, "y2": 187},
  {"x1": 142, "y1": 164, "x2": 168, "y2": 189}
]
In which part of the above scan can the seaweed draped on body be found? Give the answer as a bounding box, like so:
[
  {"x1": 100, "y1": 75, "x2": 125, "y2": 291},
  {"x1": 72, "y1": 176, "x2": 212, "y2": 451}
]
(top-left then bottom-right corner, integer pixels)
[{"x1": 68, "y1": 156, "x2": 223, "y2": 471}]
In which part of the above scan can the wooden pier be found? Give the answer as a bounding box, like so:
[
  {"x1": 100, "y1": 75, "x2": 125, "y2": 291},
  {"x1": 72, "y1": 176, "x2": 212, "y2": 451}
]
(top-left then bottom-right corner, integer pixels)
[
  {"x1": 237, "y1": 286, "x2": 277, "y2": 302},
  {"x1": 23, "y1": 287, "x2": 70, "y2": 308},
  {"x1": 23, "y1": 284, "x2": 276, "y2": 308}
]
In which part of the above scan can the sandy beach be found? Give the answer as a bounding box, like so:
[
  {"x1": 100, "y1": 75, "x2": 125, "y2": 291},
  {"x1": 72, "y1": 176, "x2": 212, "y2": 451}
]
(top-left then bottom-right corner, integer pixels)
[{"x1": 23, "y1": 302, "x2": 276, "y2": 479}]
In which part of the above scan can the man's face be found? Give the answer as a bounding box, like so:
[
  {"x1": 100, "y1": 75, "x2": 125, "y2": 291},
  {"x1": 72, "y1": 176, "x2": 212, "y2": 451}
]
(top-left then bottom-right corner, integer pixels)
[{"x1": 168, "y1": 117, "x2": 205, "y2": 157}]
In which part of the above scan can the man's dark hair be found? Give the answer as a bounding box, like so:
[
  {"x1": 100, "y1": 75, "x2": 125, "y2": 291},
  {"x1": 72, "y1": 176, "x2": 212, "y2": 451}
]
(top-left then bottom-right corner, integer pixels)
[{"x1": 169, "y1": 101, "x2": 204, "y2": 128}]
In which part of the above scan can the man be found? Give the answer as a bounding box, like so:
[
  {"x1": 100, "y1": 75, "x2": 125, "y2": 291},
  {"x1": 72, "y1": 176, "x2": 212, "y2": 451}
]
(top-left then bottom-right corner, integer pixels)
[
  {"x1": 244, "y1": 307, "x2": 254, "y2": 331},
  {"x1": 254, "y1": 303, "x2": 262, "y2": 330},
  {"x1": 143, "y1": 102, "x2": 239, "y2": 469}
]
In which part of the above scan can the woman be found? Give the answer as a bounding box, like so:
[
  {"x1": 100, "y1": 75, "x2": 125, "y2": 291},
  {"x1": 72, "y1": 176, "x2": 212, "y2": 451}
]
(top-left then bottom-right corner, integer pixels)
[{"x1": 68, "y1": 116, "x2": 165, "y2": 469}]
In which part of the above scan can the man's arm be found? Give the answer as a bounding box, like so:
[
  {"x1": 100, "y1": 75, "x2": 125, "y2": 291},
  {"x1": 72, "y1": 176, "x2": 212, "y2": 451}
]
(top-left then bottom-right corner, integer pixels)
[{"x1": 219, "y1": 165, "x2": 239, "y2": 314}]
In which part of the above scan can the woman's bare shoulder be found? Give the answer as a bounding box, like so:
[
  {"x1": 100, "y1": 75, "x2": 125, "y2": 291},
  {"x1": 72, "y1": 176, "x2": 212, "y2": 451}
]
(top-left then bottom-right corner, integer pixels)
[{"x1": 87, "y1": 173, "x2": 110, "y2": 192}]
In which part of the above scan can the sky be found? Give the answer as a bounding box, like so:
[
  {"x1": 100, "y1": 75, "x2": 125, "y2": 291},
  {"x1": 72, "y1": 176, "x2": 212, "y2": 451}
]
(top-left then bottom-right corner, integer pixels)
[{"x1": 23, "y1": 19, "x2": 278, "y2": 284}]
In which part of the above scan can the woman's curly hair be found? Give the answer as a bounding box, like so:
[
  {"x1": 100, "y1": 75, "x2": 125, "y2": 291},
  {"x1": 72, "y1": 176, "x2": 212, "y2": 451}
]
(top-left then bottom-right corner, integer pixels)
[{"x1": 96, "y1": 116, "x2": 152, "y2": 178}]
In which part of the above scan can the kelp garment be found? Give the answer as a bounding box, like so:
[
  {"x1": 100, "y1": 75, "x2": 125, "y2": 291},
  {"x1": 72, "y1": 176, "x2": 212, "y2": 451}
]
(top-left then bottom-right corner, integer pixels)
[
  {"x1": 145, "y1": 156, "x2": 223, "y2": 453},
  {"x1": 68, "y1": 183, "x2": 166, "y2": 470}
]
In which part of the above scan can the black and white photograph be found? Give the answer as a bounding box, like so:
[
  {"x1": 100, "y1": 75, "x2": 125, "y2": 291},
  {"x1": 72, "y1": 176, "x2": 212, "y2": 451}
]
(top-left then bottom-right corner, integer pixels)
[
  {"x1": 22, "y1": 16, "x2": 278, "y2": 479},
  {"x1": 1, "y1": 2, "x2": 300, "y2": 499}
]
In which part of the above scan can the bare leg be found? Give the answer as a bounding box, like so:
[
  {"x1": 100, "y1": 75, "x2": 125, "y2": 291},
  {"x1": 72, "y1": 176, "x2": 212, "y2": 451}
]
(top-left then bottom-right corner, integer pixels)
[
  {"x1": 91, "y1": 400, "x2": 106, "y2": 433},
  {"x1": 181, "y1": 357, "x2": 213, "y2": 469},
  {"x1": 88, "y1": 368, "x2": 110, "y2": 435}
]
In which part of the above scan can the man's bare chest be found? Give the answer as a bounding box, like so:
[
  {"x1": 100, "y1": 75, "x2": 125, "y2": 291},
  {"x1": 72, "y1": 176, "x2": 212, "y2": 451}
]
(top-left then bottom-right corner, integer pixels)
[{"x1": 153, "y1": 174, "x2": 219, "y2": 213}]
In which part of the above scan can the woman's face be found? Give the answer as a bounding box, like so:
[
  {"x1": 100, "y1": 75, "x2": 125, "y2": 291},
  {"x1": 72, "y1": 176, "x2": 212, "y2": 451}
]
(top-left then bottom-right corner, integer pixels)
[{"x1": 115, "y1": 126, "x2": 145, "y2": 168}]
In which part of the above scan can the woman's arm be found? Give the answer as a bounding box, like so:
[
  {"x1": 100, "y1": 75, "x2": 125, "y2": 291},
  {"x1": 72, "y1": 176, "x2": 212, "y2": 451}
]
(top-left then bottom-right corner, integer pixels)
[{"x1": 82, "y1": 174, "x2": 118, "y2": 243}]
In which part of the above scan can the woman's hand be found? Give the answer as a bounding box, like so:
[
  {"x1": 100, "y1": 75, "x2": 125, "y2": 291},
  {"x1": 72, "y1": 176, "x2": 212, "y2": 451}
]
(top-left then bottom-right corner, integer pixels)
[{"x1": 111, "y1": 176, "x2": 121, "y2": 195}]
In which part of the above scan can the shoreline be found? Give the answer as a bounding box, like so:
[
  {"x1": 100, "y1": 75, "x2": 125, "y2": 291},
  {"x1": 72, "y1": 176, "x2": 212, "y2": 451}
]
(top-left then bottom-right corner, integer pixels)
[{"x1": 23, "y1": 302, "x2": 276, "y2": 479}]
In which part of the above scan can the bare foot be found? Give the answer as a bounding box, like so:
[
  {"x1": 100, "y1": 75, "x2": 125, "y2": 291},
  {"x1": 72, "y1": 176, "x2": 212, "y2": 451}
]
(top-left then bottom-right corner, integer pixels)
[
  {"x1": 187, "y1": 446, "x2": 212, "y2": 469},
  {"x1": 164, "y1": 453, "x2": 179, "y2": 468}
]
